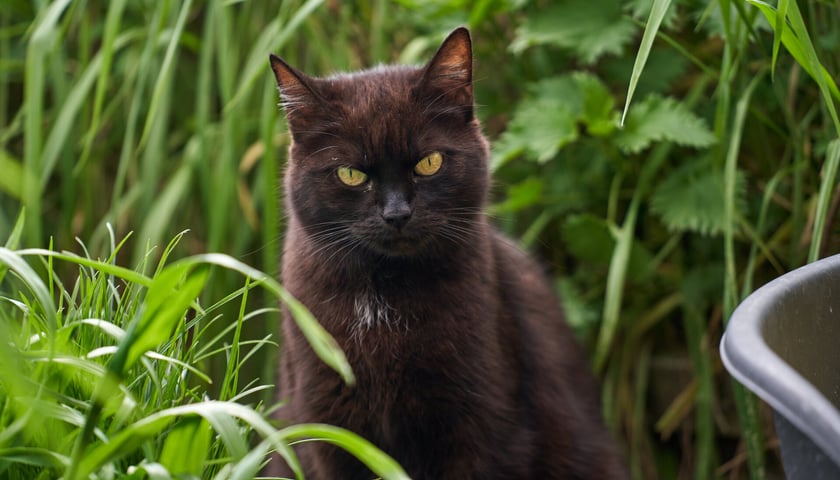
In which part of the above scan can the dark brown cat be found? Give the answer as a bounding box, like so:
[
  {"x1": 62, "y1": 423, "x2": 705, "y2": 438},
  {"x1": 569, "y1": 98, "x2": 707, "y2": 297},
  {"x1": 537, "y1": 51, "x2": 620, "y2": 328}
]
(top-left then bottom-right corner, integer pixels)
[{"x1": 268, "y1": 27, "x2": 627, "y2": 479}]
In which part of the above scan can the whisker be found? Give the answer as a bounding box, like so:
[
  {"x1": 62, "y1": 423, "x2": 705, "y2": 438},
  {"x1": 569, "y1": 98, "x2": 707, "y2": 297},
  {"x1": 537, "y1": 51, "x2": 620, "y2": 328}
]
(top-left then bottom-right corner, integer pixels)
[{"x1": 304, "y1": 144, "x2": 339, "y2": 160}]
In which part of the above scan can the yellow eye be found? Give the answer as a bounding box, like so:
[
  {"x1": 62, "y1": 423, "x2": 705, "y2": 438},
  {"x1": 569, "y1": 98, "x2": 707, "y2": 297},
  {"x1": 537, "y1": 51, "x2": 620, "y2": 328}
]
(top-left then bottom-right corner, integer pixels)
[
  {"x1": 414, "y1": 151, "x2": 443, "y2": 176},
  {"x1": 336, "y1": 166, "x2": 368, "y2": 186}
]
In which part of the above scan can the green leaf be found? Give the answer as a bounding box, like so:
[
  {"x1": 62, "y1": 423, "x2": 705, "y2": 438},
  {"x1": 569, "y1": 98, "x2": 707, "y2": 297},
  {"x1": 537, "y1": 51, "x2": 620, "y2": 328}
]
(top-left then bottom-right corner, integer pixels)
[
  {"x1": 494, "y1": 178, "x2": 544, "y2": 213},
  {"x1": 492, "y1": 74, "x2": 616, "y2": 168},
  {"x1": 511, "y1": 0, "x2": 636, "y2": 64},
  {"x1": 614, "y1": 95, "x2": 716, "y2": 154},
  {"x1": 494, "y1": 100, "x2": 578, "y2": 166},
  {"x1": 575, "y1": 73, "x2": 617, "y2": 136},
  {"x1": 650, "y1": 158, "x2": 745, "y2": 236}
]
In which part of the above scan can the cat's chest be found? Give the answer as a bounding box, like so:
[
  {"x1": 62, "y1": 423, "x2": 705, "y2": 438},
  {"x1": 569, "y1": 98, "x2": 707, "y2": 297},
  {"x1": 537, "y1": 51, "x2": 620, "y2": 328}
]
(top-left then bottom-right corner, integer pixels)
[
  {"x1": 298, "y1": 265, "x2": 486, "y2": 330},
  {"x1": 350, "y1": 289, "x2": 406, "y2": 340},
  {"x1": 305, "y1": 283, "x2": 486, "y2": 377}
]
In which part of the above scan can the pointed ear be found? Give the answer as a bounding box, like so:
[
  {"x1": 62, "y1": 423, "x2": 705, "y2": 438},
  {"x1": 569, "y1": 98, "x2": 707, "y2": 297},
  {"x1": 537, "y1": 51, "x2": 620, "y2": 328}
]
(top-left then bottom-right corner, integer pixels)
[
  {"x1": 417, "y1": 27, "x2": 474, "y2": 119},
  {"x1": 268, "y1": 54, "x2": 322, "y2": 118}
]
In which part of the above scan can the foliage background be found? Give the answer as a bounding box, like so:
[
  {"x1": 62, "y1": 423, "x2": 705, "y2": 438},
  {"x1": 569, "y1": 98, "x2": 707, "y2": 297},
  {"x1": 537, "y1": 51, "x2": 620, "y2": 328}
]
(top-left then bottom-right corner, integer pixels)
[{"x1": 2, "y1": 0, "x2": 840, "y2": 478}]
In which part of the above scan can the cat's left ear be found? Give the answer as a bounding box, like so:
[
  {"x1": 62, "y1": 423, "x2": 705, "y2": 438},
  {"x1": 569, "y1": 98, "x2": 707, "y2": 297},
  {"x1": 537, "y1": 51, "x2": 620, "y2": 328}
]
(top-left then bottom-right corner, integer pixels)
[{"x1": 417, "y1": 27, "x2": 474, "y2": 120}]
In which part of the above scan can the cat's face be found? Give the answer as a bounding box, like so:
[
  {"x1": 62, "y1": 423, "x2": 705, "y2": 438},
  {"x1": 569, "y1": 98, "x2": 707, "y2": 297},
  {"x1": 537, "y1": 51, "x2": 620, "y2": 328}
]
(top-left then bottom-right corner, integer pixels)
[{"x1": 270, "y1": 28, "x2": 489, "y2": 261}]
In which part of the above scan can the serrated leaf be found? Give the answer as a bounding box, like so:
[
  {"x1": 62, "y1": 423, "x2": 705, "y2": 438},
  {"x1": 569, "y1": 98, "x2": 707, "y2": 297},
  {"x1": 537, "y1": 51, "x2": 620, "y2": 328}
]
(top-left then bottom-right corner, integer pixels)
[
  {"x1": 492, "y1": 74, "x2": 616, "y2": 169},
  {"x1": 650, "y1": 158, "x2": 745, "y2": 235},
  {"x1": 494, "y1": 178, "x2": 544, "y2": 213},
  {"x1": 574, "y1": 73, "x2": 617, "y2": 136},
  {"x1": 492, "y1": 105, "x2": 577, "y2": 168},
  {"x1": 511, "y1": 0, "x2": 636, "y2": 64},
  {"x1": 615, "y1": 95, "x2": 716, "y2": 153}
]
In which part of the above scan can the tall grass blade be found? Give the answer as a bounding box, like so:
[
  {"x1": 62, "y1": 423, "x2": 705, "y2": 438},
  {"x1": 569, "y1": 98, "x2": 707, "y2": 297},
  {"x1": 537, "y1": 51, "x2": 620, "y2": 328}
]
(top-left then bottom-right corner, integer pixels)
[
  {"x1": 133, "y1": 156, "x2": 195, "y2": 263},
  {"x1": 595, "y1": 142, "x2": 671, "y2": 371},
  {"x1": 682, "y1": 296, "x2": 715, "y2": 479},
  {"x1": 748, "y1": 0, "x2": 840, "y2": 107},
  {"x1": 16, "y1": 249, "x2": 152, "y2": 286},
  {"x1": 620, "y1": 0, "x2": 673, "y2": 127},
  {"x1": 0, "y1": 247, "x2": 57, "y2": 334},
  {"x1": 23, "y1": 0, "x2": 74, "y2": 244},
  {"x1": 278, "y1": 423, "x2": 411, "y2": 480},
  {"x1": 225, "y1": 0, "x2": 325, "y2": 112},
  {"x1": 771, "y1": 0, "x2": 789, "y2": 80},
  {"x1": 75, "y1": 0, "x2": 128, "y2": 176},
  {"x1": 40, "y1": 32, "x2": 139, "y2": 190},
  {"x1": 723, "y1": 71, "x2": 766, "y2": 480},
  {"x1": 809, "y1": 140, "x2": 840, "y2": 262},
  {"x1": 4, "y1": 209, "x2": 25, "y2": 249},
  {"x1": 139, "y1": 0, "x2": 194, "y2": 147}
]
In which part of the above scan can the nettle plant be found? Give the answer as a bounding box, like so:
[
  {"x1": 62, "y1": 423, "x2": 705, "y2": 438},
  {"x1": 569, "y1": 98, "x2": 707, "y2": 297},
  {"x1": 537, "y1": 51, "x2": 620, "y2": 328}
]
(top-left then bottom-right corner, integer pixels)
[{"x1": 488, "y1": 0, "x2": 720, "y2": 344}]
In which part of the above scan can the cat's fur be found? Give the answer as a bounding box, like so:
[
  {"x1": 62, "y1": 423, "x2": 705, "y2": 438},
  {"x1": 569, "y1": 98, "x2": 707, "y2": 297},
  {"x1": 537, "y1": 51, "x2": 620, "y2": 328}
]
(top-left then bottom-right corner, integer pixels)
[{"x1": 268, "y1": 28, "x2": 627, "y2": 479}]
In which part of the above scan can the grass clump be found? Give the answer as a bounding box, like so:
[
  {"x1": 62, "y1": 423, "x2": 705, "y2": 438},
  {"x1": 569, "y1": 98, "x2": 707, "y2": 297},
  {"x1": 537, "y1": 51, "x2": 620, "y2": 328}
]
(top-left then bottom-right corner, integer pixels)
[{"x1": 0, "y1": 215, "x2": 407, "y2": 479}]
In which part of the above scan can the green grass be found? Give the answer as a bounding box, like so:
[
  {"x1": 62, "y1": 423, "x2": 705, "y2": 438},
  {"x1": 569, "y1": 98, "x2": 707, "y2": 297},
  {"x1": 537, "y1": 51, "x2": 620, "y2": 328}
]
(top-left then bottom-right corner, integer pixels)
[{"x1": 0, "y1": 214, "x2": 407, "y2": 478}]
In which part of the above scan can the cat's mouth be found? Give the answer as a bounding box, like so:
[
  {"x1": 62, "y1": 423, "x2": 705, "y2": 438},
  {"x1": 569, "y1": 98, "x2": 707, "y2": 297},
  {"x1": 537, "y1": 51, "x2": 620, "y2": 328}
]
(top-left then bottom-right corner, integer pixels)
[{"x1": 363, "y1": 229, "x2": 430, "y2": 258}]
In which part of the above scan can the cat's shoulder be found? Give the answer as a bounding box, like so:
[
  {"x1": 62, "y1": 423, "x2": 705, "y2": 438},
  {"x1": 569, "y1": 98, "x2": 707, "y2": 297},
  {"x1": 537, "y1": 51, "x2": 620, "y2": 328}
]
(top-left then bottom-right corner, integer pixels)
[{"x1": 489, "y1": 228, "x2": 553, "y2": 293}]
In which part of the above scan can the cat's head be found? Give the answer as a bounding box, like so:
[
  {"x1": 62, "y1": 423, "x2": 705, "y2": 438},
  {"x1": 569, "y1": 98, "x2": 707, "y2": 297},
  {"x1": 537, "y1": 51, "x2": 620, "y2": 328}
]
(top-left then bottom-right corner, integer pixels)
[{"x1": 269, "y1": 27, "x2": 488, "y2": 262}]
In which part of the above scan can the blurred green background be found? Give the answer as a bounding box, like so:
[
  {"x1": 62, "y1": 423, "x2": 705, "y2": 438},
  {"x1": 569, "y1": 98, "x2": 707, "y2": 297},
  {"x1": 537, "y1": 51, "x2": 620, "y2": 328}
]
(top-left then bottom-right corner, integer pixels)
[{"x1": 2, "y1": 0, "x2": 840, "y2": 478}]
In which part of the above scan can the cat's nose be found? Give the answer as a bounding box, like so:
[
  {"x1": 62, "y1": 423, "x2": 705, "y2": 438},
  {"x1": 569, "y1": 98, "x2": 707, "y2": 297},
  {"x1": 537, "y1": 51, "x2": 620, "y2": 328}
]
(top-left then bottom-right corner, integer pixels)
[{"x1": 381, "y1": 194, "x2": 413, "y2": 229}]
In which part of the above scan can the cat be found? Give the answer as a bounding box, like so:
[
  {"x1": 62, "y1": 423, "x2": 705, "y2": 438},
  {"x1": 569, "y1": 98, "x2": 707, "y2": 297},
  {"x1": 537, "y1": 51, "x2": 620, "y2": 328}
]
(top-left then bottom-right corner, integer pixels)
[{"x1": 267, "y1": 27, "x2": 628, "y2": 479}]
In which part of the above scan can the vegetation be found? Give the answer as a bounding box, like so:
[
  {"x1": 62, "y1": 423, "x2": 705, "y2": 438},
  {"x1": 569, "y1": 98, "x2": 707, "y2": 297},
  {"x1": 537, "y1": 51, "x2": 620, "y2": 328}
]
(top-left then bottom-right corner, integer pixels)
[
  {"x1": 1, "y1": 0, "x2": 839, "y2": 478},
  {"x1": 0, "y1": 213, "x2": 409, "y2": 478}
]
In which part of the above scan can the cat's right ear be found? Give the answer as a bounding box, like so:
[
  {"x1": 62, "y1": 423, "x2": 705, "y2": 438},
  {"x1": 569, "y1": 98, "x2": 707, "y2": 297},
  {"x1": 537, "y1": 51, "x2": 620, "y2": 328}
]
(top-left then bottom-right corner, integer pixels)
[
  {"x1": 268, "y1": 54, "x2": 322, "y2": 119},
  {"x1": 417, "y1": 27, "x2": 474, "y2": 121}
]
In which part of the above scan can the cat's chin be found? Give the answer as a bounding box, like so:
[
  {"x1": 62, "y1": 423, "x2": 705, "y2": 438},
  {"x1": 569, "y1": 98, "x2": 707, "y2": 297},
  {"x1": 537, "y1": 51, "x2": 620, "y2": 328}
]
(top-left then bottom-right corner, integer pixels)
[
  {"x1": 360, "y1": 233, "x2": 434, "y2": 259},
  {"x1": 366, "y1": 239, "x2": 426, "y2": 258}
]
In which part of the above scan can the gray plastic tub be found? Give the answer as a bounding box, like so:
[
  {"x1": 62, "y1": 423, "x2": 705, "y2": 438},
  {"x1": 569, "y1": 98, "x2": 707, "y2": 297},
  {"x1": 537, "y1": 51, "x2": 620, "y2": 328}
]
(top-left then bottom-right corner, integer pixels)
[{"x1": 721, "y1": 254, "x2": 840, "y2": 479}]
